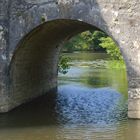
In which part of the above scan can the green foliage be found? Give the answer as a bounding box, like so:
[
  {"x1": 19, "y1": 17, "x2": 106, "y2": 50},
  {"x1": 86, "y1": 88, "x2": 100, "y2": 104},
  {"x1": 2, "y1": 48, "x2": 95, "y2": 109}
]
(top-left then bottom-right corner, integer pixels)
[
  {"x1": 89, "y1": 31, "x2": 107, "y2": 51},
  {"x1": 64, "y1": 33, "x2": 90, "y2": 52},
  {"x1": 58, "y1": 55, "x2": 71, "y2": 74},
  {"x1": 99, "y1": 37, "x2": 123, "y2": 60},
  {"x1": 63, "y1": 31, "x2": 107, "y2": 52}
]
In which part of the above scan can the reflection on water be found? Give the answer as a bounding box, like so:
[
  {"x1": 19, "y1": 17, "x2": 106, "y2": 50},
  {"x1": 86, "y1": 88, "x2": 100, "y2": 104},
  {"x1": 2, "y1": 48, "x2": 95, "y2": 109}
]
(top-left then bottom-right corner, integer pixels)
[
  {"x1": 58, "y1": 52, "x2": 128, "y2": 97},
  {"x1": 0, "y1": 52, "x2": 140, "y2": 140},
  {"x1": 56, "y1": 85, "x2": 127, "y2": 125}
]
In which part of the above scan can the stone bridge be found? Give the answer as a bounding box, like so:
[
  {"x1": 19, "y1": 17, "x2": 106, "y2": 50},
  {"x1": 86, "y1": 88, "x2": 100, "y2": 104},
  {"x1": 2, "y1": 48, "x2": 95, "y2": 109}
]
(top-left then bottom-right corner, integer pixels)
[{"x1": 0, "y1": 0, "x2": 140, "y2": 118}]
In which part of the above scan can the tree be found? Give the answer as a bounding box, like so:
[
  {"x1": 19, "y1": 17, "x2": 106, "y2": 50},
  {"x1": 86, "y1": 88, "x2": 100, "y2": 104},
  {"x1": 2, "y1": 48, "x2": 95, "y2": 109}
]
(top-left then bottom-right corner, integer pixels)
[
  {"x1": 99, "y1": 37, "x2": 123, "y2": 60},
  {"x1": 63, "y1": 30, "x2": 108, "y2": 52},
  {"x1": 89, "y1": 31, "x2": 107, "y2": 51},
  {"x1": 64, "y1": 34, "x2": 89, "y2": 52}
]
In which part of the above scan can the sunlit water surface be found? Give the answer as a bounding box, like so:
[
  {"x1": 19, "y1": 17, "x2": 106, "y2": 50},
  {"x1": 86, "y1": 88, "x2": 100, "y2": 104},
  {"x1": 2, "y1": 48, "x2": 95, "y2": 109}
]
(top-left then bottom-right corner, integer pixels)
[{"x1": 0, "y1": 52, "x2": 140, "y2": 140}]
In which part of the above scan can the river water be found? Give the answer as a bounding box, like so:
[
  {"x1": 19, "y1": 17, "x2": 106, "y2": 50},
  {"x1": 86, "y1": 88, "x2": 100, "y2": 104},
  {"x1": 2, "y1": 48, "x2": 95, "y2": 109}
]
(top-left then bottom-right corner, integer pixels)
[{"x1": 0, "y1": 52, "x2": 140, "y2": 140}]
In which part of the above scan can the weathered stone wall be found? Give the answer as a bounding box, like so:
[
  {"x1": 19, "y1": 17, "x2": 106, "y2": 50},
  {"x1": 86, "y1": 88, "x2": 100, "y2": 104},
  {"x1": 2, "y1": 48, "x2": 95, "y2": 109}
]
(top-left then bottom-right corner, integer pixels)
[
  {"x1": 0, "y1": 0, "x2": 10, "y2": 112},
  {"x1": 0, "y1": 0, "x2": 140, "y2": 118}
]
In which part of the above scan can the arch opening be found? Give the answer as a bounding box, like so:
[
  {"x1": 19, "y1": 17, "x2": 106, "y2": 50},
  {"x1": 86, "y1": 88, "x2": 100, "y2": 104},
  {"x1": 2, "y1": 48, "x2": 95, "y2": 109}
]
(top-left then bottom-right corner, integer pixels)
[
  {"x1": 9, "y1": 19, "x2": 127, "y2": 110},
  {"x1": 56, "y1": 29, "x2": 128, "y2": 124},
  {"x1": 58, "y1": 30, "x2": 128, "y2": 97}
]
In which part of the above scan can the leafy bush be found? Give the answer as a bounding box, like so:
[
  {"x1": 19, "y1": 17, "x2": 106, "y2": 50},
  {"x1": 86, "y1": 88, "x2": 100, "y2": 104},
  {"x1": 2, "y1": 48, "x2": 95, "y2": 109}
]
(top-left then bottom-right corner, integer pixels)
[
  {"x1": 99, "y1": 37, "x2": 123, "y2": 60},
  {"x1": 58, "y1": 55, "x2": 71, "y2": 74}
]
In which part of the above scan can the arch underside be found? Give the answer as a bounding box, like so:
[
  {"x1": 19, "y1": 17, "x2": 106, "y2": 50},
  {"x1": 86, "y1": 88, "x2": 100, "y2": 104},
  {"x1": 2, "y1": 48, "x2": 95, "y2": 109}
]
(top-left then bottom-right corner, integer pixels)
[{"x1": 9, "y1": 19, "x2": 98, "y2": 109}]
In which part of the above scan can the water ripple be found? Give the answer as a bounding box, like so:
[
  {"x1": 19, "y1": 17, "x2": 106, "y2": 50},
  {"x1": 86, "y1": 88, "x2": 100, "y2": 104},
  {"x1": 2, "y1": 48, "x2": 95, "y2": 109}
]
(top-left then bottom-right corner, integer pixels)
[{"x1": 56, "y1": 85, "x2": 127, "y2": 125}]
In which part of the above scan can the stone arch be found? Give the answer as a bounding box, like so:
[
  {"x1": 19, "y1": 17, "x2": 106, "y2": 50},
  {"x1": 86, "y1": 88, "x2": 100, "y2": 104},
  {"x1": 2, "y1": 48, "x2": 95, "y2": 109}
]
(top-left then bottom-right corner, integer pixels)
[{"x1": 8, "y1": 19, "x2": 127, "y2": 111}]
